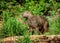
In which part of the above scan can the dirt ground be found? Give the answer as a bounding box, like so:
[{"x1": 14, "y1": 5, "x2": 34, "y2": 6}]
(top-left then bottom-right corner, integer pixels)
[{"x1": 0, "y1": 35, "x2": 60, "y2": 43}]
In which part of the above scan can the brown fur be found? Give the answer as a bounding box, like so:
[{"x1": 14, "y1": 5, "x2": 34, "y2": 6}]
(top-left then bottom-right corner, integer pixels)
[{"x1": 22, "y1": 11, "x2": 49, "y2": 34}]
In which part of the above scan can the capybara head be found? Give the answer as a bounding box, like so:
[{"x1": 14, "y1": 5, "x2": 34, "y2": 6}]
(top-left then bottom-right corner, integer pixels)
[{"x1": 22, "y1": 11, "x2": 33, "y2": 18}]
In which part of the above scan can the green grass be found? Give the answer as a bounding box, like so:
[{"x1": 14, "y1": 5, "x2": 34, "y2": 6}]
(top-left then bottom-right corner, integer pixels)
[
  {"x1": 0, "y1": 0, "x2": 60, "y2": 38},
  {"x1": 0, "y1": 17, "x2": 29, "y2": 38},
  {"x1": 44, "y1": 16, "x2": 60, "y2": 35}
]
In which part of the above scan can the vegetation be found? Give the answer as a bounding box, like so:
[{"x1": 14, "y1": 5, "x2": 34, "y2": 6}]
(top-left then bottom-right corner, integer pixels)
[{"x1": 0, "y1": 0, "x2": 60, "y2": 43}]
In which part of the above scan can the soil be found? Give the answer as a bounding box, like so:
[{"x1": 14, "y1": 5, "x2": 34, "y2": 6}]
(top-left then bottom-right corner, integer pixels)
[{"x1": 0, "y1": 35, "x2": 60, "y2": 43}]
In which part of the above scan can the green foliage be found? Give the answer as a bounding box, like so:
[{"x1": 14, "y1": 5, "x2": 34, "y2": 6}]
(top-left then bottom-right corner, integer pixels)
[
  {"x1": 22, "y1": 36, "x2": 31, "y2": 43},
  {"x1": 21, "y1": 0, "x2": 59, "y2": 15},
  {"x1": 49, "y1": 10, "x2": 56, "y2": 16},
  {"x1": 2, "y1": 10, "x2": 11, "y2": 22},
  {"x1": 44, "y1": 16, "x2": 60, "y2": 35},
  {"x1": 16, "y1": 29, "x2": 31, "y2": 43},
  {"x1": 0, "y1": 0, "x2": 59, "y2": 15},
  {"x1": 0, "y1": 17, "x2": 29, "y2": 38},
  {"x1": 47, "y1": 16, "x2": 60, "y2": 35},
  {"x1": 23, "y1": 0, "x2": 50, "y2": 15},
  {"x1": 17, "y1": 36, "x2": 31, "y2": 43},
  {"x1": 0, "y1": 0, "x2": 60, "y2": 39}
]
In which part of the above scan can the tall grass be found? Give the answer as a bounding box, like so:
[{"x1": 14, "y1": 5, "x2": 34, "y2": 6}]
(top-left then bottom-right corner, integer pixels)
[
  {"x1": 16, "y1": 27, "x2": 31, "y2": 43},
  {"x1": 44, "y1": 15, "x2": 60, "y2": 35},
  {"x1": 0, "y1": 11, "x2": 29, "y2": 38},
  {"x1": 0, "y1": 0, "x2": 60, "y2": 38}
]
